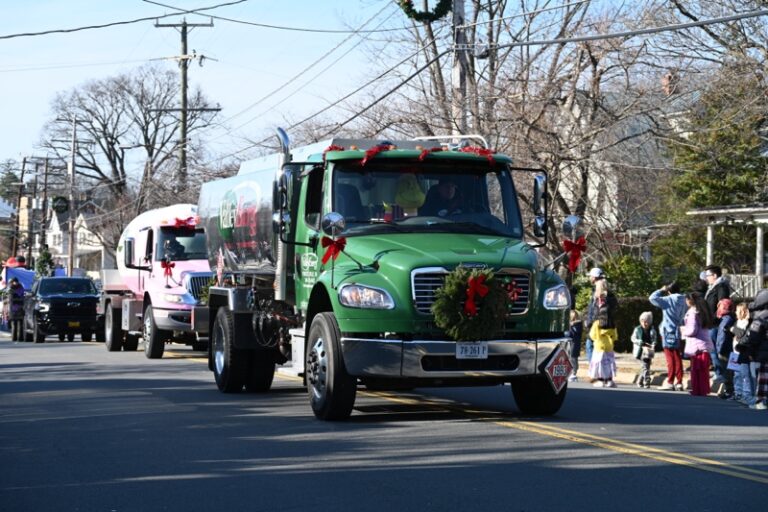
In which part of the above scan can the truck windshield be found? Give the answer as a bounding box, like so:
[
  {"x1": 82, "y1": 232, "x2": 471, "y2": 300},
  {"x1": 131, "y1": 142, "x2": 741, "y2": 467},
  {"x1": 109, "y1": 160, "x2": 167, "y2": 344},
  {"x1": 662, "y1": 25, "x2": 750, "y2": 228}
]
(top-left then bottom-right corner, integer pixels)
[
  {"x1": 157, "y1": 227, "x2": 207, "y2": 261},
  {"x1": 332, "y1": 160, "x2": 523, "y2": 238}
]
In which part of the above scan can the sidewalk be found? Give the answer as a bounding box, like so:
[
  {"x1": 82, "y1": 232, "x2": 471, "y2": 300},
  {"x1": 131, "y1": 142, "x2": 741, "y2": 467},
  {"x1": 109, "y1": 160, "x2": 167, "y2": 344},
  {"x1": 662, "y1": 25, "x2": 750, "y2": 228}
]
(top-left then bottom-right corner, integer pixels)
[{"x1": 577, "y1": 352, "x2": 689, "y2": 388}]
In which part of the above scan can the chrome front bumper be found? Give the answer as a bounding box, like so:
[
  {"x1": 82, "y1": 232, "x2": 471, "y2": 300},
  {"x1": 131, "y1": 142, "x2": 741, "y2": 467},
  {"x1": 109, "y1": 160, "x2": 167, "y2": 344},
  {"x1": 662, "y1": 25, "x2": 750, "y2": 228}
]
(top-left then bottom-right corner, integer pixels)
[{"x1": 340, "y1": 336, "x2": 570, "y2": 379}]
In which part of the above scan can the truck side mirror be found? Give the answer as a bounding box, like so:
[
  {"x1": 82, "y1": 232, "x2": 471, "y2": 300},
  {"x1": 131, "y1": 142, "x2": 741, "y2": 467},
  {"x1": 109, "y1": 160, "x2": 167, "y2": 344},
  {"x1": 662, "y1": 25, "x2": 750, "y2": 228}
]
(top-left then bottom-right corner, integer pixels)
[
  {"x1": 124, "y1": 238, "x2": 135, "y2": 267},
  {"x1": 321, "y1": 212, "x2": 346, "y2": 238},
  {"x1": 562, "y1": 215, "x2": 583, "y2": 240},
  {"x1": 532, "y1": 175, "x2": 547, "y2": 237}
]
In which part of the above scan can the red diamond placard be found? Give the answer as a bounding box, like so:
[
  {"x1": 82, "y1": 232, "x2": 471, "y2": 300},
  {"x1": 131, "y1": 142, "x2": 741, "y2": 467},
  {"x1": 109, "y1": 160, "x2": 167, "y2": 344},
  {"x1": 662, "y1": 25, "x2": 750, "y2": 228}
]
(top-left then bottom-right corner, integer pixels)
[{"x1": 544, "y1": 347, "x2": 573, "y2": 394}]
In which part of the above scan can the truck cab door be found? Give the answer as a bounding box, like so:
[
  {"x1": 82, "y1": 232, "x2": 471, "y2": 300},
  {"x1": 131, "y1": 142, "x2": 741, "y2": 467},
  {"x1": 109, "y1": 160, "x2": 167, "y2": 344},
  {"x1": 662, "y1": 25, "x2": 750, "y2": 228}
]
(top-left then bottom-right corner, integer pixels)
[{"x1": 292, "y1": 164, "x2": 325, "y2": 311}]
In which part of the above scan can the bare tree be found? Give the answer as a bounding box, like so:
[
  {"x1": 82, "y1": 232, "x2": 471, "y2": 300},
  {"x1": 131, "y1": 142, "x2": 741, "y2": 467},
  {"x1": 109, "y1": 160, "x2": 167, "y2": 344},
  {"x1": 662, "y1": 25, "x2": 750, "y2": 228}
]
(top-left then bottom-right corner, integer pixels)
[{"x1": 39, "y1": 63, "x2": 219, "y2": 259}]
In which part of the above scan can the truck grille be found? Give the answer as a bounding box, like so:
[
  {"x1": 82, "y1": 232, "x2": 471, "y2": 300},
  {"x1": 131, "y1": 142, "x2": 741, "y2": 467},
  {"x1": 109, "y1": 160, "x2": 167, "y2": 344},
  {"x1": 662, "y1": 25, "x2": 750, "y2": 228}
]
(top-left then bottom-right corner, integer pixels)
[
  {"x1": 49, "y1": 299, "x2": 97, "y2": 316},
  {"x1": 412, "y1": 268, "x2": 531, "y2": 315},
  {"x1": 186, "y1": 273, "x2": 213, "y2": 301}
]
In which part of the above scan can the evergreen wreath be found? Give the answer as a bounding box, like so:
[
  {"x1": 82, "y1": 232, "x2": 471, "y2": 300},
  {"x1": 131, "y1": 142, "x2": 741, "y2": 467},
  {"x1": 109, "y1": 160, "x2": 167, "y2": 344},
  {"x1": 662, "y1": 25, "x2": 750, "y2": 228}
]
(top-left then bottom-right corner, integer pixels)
[
  {"x1": 431, "y1": 267, "x2": 509, "y2": 341},
  {"x1": 398, "y1": 0, "x2": 452, "y2": 24}
]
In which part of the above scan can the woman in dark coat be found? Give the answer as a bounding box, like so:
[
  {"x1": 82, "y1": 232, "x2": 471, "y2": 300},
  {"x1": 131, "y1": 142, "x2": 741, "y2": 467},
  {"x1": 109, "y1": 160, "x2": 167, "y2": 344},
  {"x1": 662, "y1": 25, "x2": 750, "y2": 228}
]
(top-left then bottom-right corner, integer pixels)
[
  {"x1": 8, "y1": 277, "x2": 25, "y2": 341},
  {"x1": 743, "y1": 289, "x2": 768, "y2": 410}
]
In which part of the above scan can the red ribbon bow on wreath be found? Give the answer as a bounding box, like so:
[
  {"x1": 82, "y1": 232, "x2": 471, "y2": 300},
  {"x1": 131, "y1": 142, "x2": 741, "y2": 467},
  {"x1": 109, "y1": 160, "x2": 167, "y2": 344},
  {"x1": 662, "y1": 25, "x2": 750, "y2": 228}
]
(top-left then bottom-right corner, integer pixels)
[
  {"x1": 321, "y1": 236, "x2": 347, "y2": 264},
  {"x1": 161, "y1": 259, "x2": 175, "y2": 277},
  {"x1": 173, "y1": 217, "x2": 196, "y2": 228},
  {"x1": 459, "y1": 146, "x2": 496, "y2": 165},
  {"x1": 562, "y1": 236, "x2": 587, "y2": 273},
  {"x1": 464, "y1": 274, "x2": 489, "y2": 317}
]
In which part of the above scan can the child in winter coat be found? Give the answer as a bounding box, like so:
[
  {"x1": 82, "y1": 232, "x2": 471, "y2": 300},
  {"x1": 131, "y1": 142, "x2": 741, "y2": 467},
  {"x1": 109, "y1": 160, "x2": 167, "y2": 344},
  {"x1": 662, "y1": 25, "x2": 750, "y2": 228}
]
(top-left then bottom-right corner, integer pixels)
[
  {"x1": 715, "y1": 298, "x2": 736, "y2": 399},
  {"x1": 731, "y1": 302, "x2": 754, "y2": 405},
  {"x1": 568, "y1": 309, "x2": 583, "y2": 382},
  {"x1": 681, "y1": 292, "x2": 716, "y2": 396},
  {"x1": 631, "y1": 311, "x2": 658, "y2": 388},
  {"x1": 588, "y1": 279, "x2": 619, "y2": 388}
]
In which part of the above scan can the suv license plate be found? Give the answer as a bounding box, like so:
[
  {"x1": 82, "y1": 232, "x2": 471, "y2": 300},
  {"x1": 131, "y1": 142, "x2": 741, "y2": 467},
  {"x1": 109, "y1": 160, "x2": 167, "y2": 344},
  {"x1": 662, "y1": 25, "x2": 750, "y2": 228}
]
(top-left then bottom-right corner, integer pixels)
[
  {"x1": 68, "y1": 321, "x2": 80, "y2": 328},
  {"x1": 456, "y1": 342, "x2": 488, "y2": 359}
]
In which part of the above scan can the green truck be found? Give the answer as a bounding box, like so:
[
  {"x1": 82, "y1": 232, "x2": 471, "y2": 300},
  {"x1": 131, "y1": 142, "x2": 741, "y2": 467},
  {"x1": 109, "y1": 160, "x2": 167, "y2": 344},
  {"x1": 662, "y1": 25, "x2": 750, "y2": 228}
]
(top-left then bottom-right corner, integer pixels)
[{"x1": 196, "y1": 129, "x2": 575, "y2": 420}]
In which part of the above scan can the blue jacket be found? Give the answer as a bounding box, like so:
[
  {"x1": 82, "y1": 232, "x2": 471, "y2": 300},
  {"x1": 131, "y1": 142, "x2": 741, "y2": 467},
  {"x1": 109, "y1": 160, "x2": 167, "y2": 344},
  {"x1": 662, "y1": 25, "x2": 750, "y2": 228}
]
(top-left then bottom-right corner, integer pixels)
[
  {"x1": 716, "y1": 314, "x2": 735, "y2": 356},
  {"x1": 649, "y1": 289, "x2": 687, "y2": 349}
]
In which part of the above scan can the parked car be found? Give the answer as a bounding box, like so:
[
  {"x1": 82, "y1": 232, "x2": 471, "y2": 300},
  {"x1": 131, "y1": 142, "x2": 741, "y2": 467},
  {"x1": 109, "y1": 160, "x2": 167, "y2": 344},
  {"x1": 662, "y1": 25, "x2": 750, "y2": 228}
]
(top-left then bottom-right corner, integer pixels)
[{"x1": 24, "y1": 277, "x2": 100, "y2": 343}]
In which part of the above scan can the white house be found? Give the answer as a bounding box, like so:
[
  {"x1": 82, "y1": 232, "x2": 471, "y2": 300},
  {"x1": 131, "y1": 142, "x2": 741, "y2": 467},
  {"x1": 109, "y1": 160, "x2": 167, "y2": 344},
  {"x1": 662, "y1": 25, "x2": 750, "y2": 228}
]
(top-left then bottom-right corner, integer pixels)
[{"x1": 46, "y1": 210, "x2": 110, "y2": 272}]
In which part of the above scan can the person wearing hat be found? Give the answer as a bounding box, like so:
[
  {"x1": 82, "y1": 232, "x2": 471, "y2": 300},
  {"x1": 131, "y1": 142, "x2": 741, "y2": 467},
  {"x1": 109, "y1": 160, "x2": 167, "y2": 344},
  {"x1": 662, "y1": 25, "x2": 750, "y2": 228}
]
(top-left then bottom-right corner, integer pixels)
[
  {"x1": 584, "y1": 267, "x2": 606, "y2": 365},
  {"x1": 418, "y1": 178, "x2": 464, "y2": 217}
]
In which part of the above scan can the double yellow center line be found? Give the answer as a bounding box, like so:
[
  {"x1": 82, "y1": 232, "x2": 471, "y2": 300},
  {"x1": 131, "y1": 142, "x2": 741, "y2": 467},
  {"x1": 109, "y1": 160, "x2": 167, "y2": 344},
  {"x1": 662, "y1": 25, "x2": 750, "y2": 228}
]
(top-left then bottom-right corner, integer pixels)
[
  {"x1": 363, "y1": 389, "x2": 768, "y2": 486},
  {"x1": 170, "y1": 354, "x2": 768, "y2": 486}
]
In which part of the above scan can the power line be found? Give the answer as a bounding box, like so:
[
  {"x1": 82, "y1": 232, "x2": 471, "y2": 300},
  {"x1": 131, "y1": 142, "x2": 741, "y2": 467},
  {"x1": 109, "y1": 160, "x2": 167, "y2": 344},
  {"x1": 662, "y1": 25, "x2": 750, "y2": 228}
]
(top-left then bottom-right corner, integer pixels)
[
  {"x1": 143, "y1": 0, "x2": 408, "y2": 34},
  {"x1": 218, "y1": 2, "x2": 397, "y2": 135},
  {"x1": 486, "y1": 8, "x2": 768, "y2": 51},
  {"x1": 0, "y1": 0, "x2": 247, "y2": 41}
]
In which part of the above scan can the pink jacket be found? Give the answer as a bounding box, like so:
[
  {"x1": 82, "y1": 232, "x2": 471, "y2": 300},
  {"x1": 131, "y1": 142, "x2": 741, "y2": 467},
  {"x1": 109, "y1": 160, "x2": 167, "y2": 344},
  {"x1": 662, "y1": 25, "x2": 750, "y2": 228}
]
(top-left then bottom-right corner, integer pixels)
[{"x1": 681, "y1": 307, "x2": 714, "y2": 355}]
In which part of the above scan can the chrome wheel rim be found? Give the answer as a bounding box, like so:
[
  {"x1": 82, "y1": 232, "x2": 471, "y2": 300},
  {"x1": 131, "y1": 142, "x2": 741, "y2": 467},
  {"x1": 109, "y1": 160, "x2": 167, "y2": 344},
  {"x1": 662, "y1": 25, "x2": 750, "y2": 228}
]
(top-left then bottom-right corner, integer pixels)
[
  {"x1": 105, "y1": 308, "x2": 113, "y2": 344},
  {"x1": 143, "y1": 310, "x2": 152, "y2": 342},
  {"x1": 307, "y1": 336, "x2": 327, "y2": 400},
  {"x1": 213, "y1": 323, "x2": 225, "y2": 375}
]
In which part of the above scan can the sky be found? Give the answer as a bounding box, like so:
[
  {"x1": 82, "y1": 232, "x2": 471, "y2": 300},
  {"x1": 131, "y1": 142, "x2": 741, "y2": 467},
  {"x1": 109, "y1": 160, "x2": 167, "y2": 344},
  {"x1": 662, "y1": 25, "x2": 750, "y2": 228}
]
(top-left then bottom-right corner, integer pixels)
[{"x1": 0, "y1": 0, "x2": 399, "y2": 165}]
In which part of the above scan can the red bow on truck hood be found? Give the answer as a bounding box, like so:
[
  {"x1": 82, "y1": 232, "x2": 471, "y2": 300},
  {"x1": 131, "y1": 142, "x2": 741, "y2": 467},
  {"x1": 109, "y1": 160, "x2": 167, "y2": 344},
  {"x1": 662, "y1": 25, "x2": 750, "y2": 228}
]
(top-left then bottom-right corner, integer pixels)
[{"x1": 321, "y1": 236, "x2": 347, "y2": 264}]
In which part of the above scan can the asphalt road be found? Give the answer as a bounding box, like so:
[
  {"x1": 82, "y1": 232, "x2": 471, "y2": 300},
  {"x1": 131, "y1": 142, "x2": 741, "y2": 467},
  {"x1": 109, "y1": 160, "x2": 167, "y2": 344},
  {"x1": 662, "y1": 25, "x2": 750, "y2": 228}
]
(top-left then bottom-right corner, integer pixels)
[{"x1": 1, "y1": 335, "x2": 766, "y2": 512}]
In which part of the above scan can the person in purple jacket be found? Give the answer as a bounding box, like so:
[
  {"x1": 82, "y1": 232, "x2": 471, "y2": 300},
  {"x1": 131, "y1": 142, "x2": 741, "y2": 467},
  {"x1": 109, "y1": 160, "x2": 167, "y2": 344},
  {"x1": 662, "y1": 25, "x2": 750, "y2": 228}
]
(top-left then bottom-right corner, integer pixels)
[{"x1": 681, "y1": 292, "x2": 716, "y2": 396}]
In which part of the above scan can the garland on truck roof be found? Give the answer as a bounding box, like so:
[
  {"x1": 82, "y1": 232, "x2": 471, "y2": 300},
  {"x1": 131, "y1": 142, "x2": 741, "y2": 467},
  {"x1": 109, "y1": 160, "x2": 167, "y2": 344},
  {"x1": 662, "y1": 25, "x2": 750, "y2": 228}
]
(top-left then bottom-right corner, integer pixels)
[
  {"x1": 431, "y1": 267, "x2": 508, "y2": 341},
  {"x1": 398, "y1": 0, "x2": 451, "y2": 23}
]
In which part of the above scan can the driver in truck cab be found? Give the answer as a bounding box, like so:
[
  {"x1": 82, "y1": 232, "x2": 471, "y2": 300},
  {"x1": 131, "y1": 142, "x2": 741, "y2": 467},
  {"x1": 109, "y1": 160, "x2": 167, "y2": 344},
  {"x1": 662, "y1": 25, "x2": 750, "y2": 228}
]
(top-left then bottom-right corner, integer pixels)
[{"x1": 418, "y1": 177, "x2": 464, "y2": 216}]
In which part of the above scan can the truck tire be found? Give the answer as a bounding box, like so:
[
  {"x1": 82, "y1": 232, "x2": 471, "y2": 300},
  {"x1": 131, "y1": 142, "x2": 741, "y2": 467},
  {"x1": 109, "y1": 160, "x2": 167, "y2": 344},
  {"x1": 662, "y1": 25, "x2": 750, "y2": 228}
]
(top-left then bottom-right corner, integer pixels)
[
  {"x1": 306, "y1": 312, "x2": 356, "y2": 420},
  {"x1": 124, "y1": 333, "x2": 140, "y2": 351},
  {"x1": 105, "y1": 306, "x2": 123, "y2": 352},
  {"x1": 58, "y1": 332, "x2": 66, "y2": 342},
  {"x1": 511, "y1": 375, "x2": 567, "y2": 416},
  {"x1": 245, "y1": 353, "x2": 275, "y2": 392},
  {"x1": 81, "y1": 330, "x2": 92, "y2": 342},
  {"x1": 33, "y1": 318, "x2": 45, "y2": 344},
  {"x1": 212, "y1": 307, "x2": 247, "y2": 393},
  {"x1": 143, "y1": 305, "x2": 169, "y2": 359}
]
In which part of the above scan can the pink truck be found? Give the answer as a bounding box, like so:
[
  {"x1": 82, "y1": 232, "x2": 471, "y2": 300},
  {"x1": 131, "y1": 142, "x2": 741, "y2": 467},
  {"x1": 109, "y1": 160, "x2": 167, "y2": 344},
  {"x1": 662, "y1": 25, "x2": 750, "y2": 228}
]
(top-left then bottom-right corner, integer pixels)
[{"x1": 100, "y1": 204, "x2": 213, "y2": 357}]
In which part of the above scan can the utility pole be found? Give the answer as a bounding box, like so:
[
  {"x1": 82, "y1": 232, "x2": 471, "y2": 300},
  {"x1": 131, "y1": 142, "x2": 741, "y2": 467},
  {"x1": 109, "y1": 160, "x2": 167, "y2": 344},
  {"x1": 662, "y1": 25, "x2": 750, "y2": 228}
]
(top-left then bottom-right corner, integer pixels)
[
  {"x1": 154, "y1": 18, "x2": 218, "y2": 194},
  {"x1": 25, "y1": 163, "x2": 40, "y2": 265},
  {"x1": 41, "y1": 158, "x2": 50, "y2": 253},
  {"x1": 452, "y1": 0, "x2": 468, "y2": 136},
  {"x1": 11, "y1": 157, "x2": 27, "y2": 258}
]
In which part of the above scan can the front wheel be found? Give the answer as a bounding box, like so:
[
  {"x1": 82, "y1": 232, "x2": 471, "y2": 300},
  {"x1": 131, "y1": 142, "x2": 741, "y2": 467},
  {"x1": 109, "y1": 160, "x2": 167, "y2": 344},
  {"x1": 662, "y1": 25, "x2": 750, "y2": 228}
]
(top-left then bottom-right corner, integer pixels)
[
  {"x1": 143, "y1": 305, "x2": 169, "y2": 359},
  {"x1": 510, "y1": 375, "x2": 567, "y2": 416},
  {"x1": 211, "y1": 307, "x2": 247, "y2": 393},
  {"x1": 306, "y1": 312, "x2": 356, "y2": 421}
]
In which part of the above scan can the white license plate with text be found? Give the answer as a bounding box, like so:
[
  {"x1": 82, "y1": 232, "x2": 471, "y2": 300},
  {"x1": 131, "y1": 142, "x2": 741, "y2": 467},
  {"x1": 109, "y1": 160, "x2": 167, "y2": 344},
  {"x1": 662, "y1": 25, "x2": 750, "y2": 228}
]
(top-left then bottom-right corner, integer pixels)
[{"x1": 455, "y1": 342, "x2": 488, "y2": 359}]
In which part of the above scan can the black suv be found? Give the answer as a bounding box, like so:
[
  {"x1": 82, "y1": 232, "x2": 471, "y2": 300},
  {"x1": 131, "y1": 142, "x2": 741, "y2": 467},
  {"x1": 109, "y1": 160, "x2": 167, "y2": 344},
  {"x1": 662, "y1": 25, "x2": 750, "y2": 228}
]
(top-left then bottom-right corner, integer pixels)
[{"x1": 24, "y1": 277, "x2": 100, "y2": 343}]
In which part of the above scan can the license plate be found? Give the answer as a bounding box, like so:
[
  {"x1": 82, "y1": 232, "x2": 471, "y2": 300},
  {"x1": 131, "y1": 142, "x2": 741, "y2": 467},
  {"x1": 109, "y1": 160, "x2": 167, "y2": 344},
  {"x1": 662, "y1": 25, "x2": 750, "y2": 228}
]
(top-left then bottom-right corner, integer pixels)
[
  {"x1": 456, "y1": 342, "x2": 488, "y2": 359},
  {"x1": 68, "y1": 321, "x2": 80, "y2": 328}
]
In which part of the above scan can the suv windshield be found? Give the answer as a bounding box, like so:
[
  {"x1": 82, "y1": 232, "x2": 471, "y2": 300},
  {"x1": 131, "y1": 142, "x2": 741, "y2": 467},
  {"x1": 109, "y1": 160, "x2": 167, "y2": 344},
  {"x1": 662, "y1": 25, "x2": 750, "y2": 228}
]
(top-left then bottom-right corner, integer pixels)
[
  {"x1": 38, "y1": 278, "x2": 97, "y2": 295},
  {"x1": 157, "y1": 227, "x2": 207, "y2": 261},
  {"x1": 331, "y1": 160, "x2": 523, "y2": 237}
]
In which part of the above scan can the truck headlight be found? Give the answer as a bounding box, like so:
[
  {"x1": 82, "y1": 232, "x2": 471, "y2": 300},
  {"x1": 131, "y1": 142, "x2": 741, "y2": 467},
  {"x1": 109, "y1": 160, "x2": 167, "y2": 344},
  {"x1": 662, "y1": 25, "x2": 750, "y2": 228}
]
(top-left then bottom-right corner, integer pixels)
[
  {"x1": 36, "y1": 301, "x2": 50, "y2": 313},
  {"x1": 338, "y1": 284, "x2": 394, "y2": 309},
  {"x1": 543, "y1": 284, "x2": 570, "y2": 310},
  {"x1": 163, "y1": 293, "x2": 186, "y2": 304}
]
